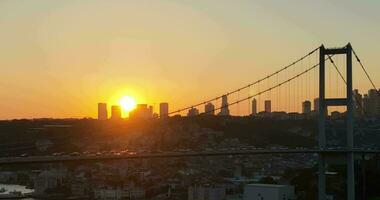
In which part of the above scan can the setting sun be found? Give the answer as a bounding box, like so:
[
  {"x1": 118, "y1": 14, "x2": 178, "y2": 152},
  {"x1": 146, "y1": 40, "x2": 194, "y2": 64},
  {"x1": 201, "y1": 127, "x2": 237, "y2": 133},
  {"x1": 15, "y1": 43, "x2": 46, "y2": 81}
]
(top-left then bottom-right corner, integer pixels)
[{"x1": 119, "y1": 96, "x2": 137, "y2": 112}]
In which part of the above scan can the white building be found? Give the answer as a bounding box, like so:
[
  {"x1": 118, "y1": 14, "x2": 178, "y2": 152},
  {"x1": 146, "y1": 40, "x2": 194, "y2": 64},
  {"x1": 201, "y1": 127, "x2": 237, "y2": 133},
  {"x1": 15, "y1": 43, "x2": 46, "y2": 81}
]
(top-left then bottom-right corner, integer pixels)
[
  {"x1": 188, "y1": 185, "x2": 226, "y2": 200},
  {"x1": 243, "y1": 184, "x2": 295, "y2": 200}
]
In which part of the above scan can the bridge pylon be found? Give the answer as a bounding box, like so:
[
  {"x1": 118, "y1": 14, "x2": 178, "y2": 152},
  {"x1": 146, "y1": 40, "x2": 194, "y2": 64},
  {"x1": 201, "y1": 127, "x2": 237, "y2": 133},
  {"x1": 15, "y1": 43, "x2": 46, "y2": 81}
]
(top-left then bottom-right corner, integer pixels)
[{"x1": 318, "y1": 43, "x2": 354, "y2": 200}]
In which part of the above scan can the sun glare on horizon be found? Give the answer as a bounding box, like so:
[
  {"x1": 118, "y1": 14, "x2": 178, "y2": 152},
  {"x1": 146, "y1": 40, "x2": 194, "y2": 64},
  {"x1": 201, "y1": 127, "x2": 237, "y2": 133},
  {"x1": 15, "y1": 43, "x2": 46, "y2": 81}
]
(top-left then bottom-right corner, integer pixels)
[{"x1": 119, "y1": 96, "x2": 137, "y2": 112}]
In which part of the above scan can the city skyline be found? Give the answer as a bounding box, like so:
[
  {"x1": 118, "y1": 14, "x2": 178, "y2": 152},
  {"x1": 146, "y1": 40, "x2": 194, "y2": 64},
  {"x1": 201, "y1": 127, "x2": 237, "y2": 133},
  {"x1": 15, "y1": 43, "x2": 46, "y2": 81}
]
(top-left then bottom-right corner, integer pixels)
[
  {"x1": 1, "y1": 2, "x2": 380, "y2": 200},
  {"x1": 1, "y1": 0, "x2": 380, "y2": 119},
  {"x1": 96, "y1": 87, "x2": 380, "y2": 119}
]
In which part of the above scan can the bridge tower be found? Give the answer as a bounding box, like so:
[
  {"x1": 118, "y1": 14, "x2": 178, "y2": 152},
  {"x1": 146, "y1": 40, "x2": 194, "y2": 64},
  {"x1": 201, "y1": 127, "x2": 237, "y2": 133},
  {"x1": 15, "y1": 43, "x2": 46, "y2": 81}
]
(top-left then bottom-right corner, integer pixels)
[{"x1": 318, "y1": 43, "x2": 354, "y2": 200}]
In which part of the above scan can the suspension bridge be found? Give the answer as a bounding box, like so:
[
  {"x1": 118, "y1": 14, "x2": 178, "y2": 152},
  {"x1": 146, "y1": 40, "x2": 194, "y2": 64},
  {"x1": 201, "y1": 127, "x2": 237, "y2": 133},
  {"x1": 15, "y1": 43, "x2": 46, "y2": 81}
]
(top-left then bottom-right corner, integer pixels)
[{"x1": 1, "y1": 43, "x2": 379, "y2": 200}]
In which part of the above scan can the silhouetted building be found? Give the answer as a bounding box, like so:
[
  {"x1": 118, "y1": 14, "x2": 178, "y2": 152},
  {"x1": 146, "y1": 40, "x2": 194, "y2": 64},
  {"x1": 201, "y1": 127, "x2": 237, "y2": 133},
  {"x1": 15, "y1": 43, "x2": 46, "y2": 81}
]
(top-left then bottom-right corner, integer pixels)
[
  {"x1": 314, "y1": 98, "x2": 319, "y2": 113},
  {"x1": 264, "y1": 100, "x2": 271, "y2": 113},
  {"x1": 218, "y1": 95, "x2": 230, "y2": 116},
  {"x1": 205, "y1": 102, "x2": 215, "y2": 115},
  {"x1": 353, "y1": 89, "x2": 363, "y2": 116},
  {"x1": 251, "y1": 98, "x2": 257, "y2": 115},
  {"x1": 363, "y1": 94, "x2": 370, "y2": 115},
  {"x1": 159, "y1": 103, "x2": 169, "y2": 118},
  {"x1": 130, "y1": 104, "x2": 152, "y2": 119},
  {"x1": 367, "y1": 89, "x2": 380, "y2": 116},
  {"x1": 97, "y1": 103, "x2": 108, "y2": 120},
  {"x1": 148, "y1": 105, "x2": 153, "y2": 117},
  {"x1": 111, "y1": 105, "x2": 121, "y2": 120},
  {"x1": 330, "y1": 111, "x2": 342, "y2": 120},
  {"x1": 187, "y1": 107, "x2": 199, "y2": 117},
  {"x1": 302, "y1": 100, "x2": 311, "y2": 114}
]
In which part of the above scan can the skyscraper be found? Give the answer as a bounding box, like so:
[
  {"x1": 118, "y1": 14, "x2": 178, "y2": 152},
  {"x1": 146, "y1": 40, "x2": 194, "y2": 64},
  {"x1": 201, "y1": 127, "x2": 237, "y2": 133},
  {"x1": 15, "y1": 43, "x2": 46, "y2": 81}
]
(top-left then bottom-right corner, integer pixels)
[
  {"x1": 353, "y1": 89, "x2": 363, "y2": 116},
  {"x1": 129, "y1": 104, "x2": 152, "y2": 119},
  {"x1": 148, "y1": 105, "x2": 153, "y2": 117},
  {"x1": 264, "y1": 100, "x2": 271, "y2": 113},
  {"x1": 302, "y1": 100, "x2": 311, "y2": 114},
  {"x1": 159, "y1": 103, "x2": 169, "y2": 118},
  {"x1": 219, "y1": 95, "x2": 230, "y2": 116},
  {"x1": 363, "y1": 94, "x2": 370, "y2": 115},
  {"x1": 111, "y1": 105, "x2": 121, "y2": 120},
  {"x1": 368, "y1": 89, "x2": 380, "y2": 116},
  {"x1": 251, "y1": 98, "x2": 257, "y2": 115},
  {"x1": 187, "y1": 107, "x2": 199, "y2": 117},
  {"x1": 97, "y1": 103, "x2": 108, "y2": 120},
  {"x1": 205, "y1": 102, "x2": 215, "y2": 115}
]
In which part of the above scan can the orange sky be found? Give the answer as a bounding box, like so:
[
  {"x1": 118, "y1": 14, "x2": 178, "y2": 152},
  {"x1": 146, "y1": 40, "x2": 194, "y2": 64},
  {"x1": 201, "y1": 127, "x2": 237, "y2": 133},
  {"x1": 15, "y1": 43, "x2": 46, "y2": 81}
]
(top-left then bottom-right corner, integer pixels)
[{"x1": 0, "y1": 0, "x2": 379, "y2": 119}]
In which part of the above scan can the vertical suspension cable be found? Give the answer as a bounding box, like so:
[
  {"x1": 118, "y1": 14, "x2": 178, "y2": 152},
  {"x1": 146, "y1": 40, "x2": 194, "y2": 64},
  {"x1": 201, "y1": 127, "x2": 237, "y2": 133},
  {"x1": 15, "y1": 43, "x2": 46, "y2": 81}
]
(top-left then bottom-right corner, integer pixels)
[
  {"x1": 237, "y1": 90, "x2": 240, "y2": 116},
  {"x1": 335, "y1": 55, "x2": 340, "y2": 98},
  {"x1": 279, "y1": 73, "x2": 281, "y2": 112},
  {"x1": 293, "y1": 62, "x2": 296, "y2": 112},
  {"x1": 277, "y1": 73, "x2": 279, "y2": 112},
  {"x1": 288, "y1": 69, "x2": 291, "y2": 112},
  {"x1": 258, "y1": 81, "x2": 261, "y2": 113},
  {"x1": 328, "y1": 58, "x2": 331, "y2": 98}
]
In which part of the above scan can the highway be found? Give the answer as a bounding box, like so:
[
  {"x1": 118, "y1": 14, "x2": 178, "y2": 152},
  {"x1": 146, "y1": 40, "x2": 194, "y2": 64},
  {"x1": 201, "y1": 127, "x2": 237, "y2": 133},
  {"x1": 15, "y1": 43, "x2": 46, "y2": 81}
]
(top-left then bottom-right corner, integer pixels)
[{"x1": 0, "y1": 148, "x2": 379, "y2": 165}]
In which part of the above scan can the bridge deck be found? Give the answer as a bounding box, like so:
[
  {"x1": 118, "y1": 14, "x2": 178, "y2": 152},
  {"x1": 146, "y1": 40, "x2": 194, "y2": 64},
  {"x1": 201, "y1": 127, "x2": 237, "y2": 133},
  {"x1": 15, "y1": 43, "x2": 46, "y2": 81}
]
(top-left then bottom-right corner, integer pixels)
[{"x1": 0, "y1": 149, "x2": 378, "y2": 165}]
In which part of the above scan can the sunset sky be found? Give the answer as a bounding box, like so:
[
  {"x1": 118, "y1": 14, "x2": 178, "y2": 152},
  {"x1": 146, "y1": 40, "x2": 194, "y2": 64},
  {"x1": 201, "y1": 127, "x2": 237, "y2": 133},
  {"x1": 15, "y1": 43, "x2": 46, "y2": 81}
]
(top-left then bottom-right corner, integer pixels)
[{"x1": 0, "y1": 0, "x2": 379, "y2": 119}]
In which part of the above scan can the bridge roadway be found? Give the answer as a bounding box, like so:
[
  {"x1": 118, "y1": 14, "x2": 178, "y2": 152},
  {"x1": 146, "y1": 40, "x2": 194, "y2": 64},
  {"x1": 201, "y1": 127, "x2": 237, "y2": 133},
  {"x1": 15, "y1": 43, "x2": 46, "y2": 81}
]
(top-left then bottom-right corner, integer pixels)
[{"x1": 0, "y1": 148, "x2": 379, "y2": 165}]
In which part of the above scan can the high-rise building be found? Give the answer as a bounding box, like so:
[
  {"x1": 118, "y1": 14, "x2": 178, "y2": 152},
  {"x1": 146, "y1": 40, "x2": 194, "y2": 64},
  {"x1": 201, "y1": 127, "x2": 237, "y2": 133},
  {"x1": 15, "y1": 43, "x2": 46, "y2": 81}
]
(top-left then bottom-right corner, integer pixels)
[
  {"x1": 353, "y1": 89, "x2": 363, "y2": 116},
  {"x1": 97, "y1": 103, "x2": 108, "y2": 120},
  {"x1": 148, "y1": 105, "x2": 153, "y2": 117},
  {"x1": 111, "y1": 105, "x2": 121, "y2": 120},
  {"x1": 368, "y1": 89, "x2": 380, "y2": 116},
  {"x1": 264, "y1": 100, "x2": 271, "y2": 113},
  {"x1": 313, "y1": 98, "x2": 319, "y2": 113},
  {"x1": 159, "y1": 103, "x2": 169, "y2": 118},
  {"x1": 363, "y1": 94, "x2": 370, "y2": 115},
  {"x1": 218, "y1": 95, "x2": 230, "y2": 116},
  {"x1": 130, "y1": 104, "x2": 152, "y2": 119},
  {"x1": 251, "y1": 98, "x2": 257, "y2": 115},
  {"x1": 205, "y1": 102, "x2": 215, "y2": 115},
  {"x1": 187, "y1": 107, "x2": 199, "y2": 117},
  {"x1": 302, "y1": 100, "x2": 311, "y2": 114}
]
